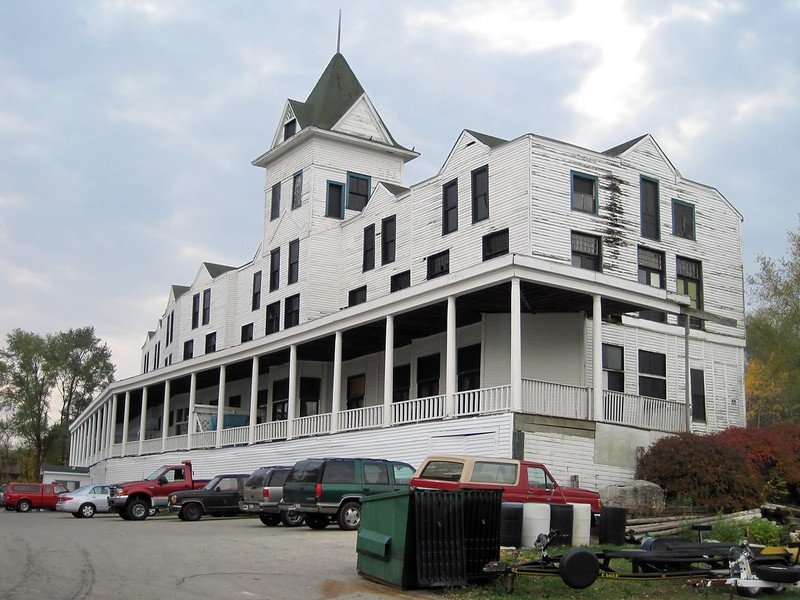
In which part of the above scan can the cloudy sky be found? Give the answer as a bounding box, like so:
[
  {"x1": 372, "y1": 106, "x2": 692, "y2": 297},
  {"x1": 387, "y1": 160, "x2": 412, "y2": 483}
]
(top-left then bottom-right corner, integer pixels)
[{"x1": 1, "y1": 0, "x2": 798, "y2": 381}]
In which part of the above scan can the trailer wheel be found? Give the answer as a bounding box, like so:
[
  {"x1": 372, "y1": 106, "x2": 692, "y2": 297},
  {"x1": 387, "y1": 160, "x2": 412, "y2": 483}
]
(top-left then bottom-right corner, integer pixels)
[
  {"x1": 752, "y1": 563, "x2": 800, "y2": 585},
  {"x1": 735, "y1": 585, "x2": 762, "y2": 597},
  {"x1": 559, "y1": 548, "x2": 599, "y2": 590}
]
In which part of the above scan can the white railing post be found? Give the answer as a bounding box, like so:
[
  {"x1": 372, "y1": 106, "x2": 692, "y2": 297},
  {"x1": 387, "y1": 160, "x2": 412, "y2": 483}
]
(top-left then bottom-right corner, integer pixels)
[
  {"x1": 592, "y1": 294, "x2": 604, "y2": 421},
  {"x1": 121, "y1": 391, "x2": 130, "y2": 457},
  {"x1": 331, "y1": 333, "x2": 342, "y2": 434},
  {"x1": 216, "y1": 365, "x2": 226, "y2": 448},
  {"x1": 287, "y1": 344, "x2": 297, "y2": 439},
  {"x1": 446, "y1": 296, "x2": 457, "y2": 417},
  {"x1": 383, "y1": 316, "x2": 393, "y2": 428},
  {"x1": 510, "y1": 278, "x2": 522, "y2": 411},
  {"x1": 249, "y1": 356, "x2": 259, "y2": 445},
  {"x1": 161, "y1": 379, "x2": 171, "y2": 453},
  {"x1": 187, "y1": 372, "x2": 197, "y2": 449},
  {"x1": 108, "y1": 394, "x2": 118, "y2": 458},
  {"x1": 138, "y1": 386, "x2": 148, "y2": 456}
]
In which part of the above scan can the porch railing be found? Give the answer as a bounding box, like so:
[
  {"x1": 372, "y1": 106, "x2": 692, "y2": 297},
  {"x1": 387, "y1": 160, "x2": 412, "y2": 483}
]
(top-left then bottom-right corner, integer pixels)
[
  {"x1": 83, "y1": 380, "x2": 688, "y2": 465},
  {"x1": 521, "y1": 379, "x2": 590, "y2": 420},
  {"x1": 338, "y1": 405, "x2": 384, "y2": 431}
]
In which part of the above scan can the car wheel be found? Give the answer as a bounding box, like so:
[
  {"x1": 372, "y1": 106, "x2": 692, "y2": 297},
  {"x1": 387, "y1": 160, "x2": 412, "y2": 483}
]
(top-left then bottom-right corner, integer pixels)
[
  {"x1": 305, "y1": 514, "x2": 329, "y2": 530},
  {"x1": 259, "y1": 514, "x2": 280, "y2": 526},
  {"x1": 72, "y1": 512, "x2": 82, "y2": 518},
  {"x1": 79, "y1": 503, "x2": 96, "y2": 518},
  {"x1": 281, "y1": 510, "x2": 305, "y2": 527},
  {"x1": 336, "y1": 501, "x2": 362, "y2": 531},
  {"x1": 182, "y1": 503, "x2": 203, "y2": 522},
  {"x1": 16, "y1": 500, "x2": 32, "y2": 513},
  {"x1": 126, "y1": 499, "x2": 149, "y2": 521}
]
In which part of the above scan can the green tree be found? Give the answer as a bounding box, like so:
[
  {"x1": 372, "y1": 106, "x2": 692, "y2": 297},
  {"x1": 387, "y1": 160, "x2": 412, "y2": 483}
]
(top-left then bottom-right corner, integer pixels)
[
  {"x1": 746, "y1": 218, "x2": 800, "y2": 425},
  {"x1": 50, "y1": 327, "x2": 115, "y2": 462},
  {"x1": 0, "y1": 329, "x2": 58, "y2": 478}
]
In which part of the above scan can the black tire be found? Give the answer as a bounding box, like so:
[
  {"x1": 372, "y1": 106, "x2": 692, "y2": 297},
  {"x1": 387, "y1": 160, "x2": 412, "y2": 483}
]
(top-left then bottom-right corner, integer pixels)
[
  {"x1": 305, "y1": 514, "x2": 329, "y2": 530},
  {"x1": 126, "y1": 499, "x2": 149, "y2": 521},
  {"x1": 559, "y1": 548, "x2": 599, "y2": 590},
  {"x1": 752, "y1": 564, "x2": 800, "y2": 585},
  {"x1": 763, "y1": 587, "x2": 787, "y2": 595},
  {"x1": 181, "y1": 503, "x2": 203, "y2": 522},
  {"x1": 5, "y1": 505, "x2": 15, "y2": 511},
  {"x1": 281, "y1": 510, "x2": 304, "y2": 527},
  {"x1": 16, "y1": 500, "x2": 32, "y2": 513},
  {"x1": 336, "y1": 501, "x2": 362, "y2": 531},
  {"x1": 79, "y1": 503, "x2": 96, "y2": 518},
  {"x1": 72, "y1": 512, "x2": 82, "y2": 518},
  {"x1": 736, "y1": 585, "x2": 762, "y2": 597},
  {"x1": 119, "y1": 511, "x2": 131, "y2": 520},
  {"x1": 259, "y1": 514, "x2": 280, "y2": 526}
]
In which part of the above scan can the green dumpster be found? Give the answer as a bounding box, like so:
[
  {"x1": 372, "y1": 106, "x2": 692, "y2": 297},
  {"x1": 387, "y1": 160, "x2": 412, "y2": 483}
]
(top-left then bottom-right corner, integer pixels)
[{"x1": 356, "y1": 489, "x2": 416, "y2": 588}]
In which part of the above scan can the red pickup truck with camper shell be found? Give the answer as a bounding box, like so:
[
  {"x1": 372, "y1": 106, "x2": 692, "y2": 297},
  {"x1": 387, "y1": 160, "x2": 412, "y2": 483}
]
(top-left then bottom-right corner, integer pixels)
[
  {"x1": 1, "y1": 482, "x2": 68, "y2": 512},
  {"x1": 409, "y1": 455, "x2": 602, "y2": 514},
  {"x1": 108, "y1": 460, "x2": 209, "y2": 520}
]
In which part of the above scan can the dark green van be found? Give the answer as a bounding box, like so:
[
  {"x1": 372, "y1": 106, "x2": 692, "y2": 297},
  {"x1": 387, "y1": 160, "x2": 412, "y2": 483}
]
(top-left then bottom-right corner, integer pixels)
[{"x1": 280, "y1": 457, "x2": 415, "y2": 530}]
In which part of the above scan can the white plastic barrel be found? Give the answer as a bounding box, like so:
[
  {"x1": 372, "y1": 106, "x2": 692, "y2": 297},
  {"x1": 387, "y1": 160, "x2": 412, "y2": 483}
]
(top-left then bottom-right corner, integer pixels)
[
  {"x1": 521, "y1": 503, "x2": 550, "y2": 548},
  {"x1": 570, "y1": 502, "x2": 592, "y2": 546}
]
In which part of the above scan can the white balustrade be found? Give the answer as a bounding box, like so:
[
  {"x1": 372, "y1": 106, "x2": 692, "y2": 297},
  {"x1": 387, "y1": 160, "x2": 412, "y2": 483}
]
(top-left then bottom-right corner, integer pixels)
[
  {"x1": 521, "y1": 379, "x2": 590, "y2": 420},
  {"x1": 221, "y1": 425, "x2": 249, "y2": 446},
  {"x1": 253, "y1": 420, "x2": 287, "y2": 442},
  {"x1": 140, "y1": 438, "x2": 162, "y2": 454},
  {"x1": 603, "y1": 391, "x2": 685, "y2": 433},
  {"x1": 454, "y1": 385, "x2": 511, "y2": 416},
  {"x1": 293, "y1": 413, "x2": 331, "y2": 438},
  {"x1": 192, "y1": 430, "x2": 217, "y2": 449},
  {"x1": 338, "y1": 405, "x2": 384, "y2": 431},
  {"x1": 164, "y1": 434, "x2": 188, "y2": 452},
  {"x1": 392, "y1": 395, "x2": 446, "y2": 424}
]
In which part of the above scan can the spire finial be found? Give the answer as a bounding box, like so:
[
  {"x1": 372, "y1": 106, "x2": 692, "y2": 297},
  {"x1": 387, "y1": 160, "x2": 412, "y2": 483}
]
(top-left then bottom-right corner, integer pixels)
[{"x1": 337, "y1": 10, "x2": 342, "y2": 54}]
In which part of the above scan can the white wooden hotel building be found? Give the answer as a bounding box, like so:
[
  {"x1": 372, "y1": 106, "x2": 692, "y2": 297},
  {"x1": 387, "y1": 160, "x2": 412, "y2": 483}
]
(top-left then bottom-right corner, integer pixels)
[{"x1": 69, "y1": 53, "x2": 745, "y2": 489}]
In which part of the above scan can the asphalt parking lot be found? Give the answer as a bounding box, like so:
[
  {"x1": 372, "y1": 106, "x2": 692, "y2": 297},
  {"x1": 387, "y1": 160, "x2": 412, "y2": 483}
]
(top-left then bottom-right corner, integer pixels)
[{"x1": 0, "y1": 509, "x2": 433, "y2": 600}]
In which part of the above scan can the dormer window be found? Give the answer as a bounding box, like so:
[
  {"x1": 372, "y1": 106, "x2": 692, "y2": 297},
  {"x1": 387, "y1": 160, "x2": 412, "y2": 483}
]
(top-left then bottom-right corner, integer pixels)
[{"x1": 283, "y1": 119, "x2": 297, "y2": 141}]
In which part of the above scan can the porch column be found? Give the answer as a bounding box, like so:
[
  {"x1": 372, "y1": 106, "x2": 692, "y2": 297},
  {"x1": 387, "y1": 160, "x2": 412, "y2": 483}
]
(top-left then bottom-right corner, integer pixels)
[
  {"x1": 99, "y1": 404, "x2": 108, "y2": 458},
  {"x1": 684, "y1": 315, "x2": 691, "y2": 433},
  {"x1": 121, "y1": 391, "x2": 130, "y2": 457},
  {"x1": 187, "y1": 372, "x2": 197, "y2": 449},
  {"x1": 248, "y1": 356, "x2": 259, "y2": 444},
  {"x1": 108, "y1": 395, "x2": 118, "y2": 457},
  {"x1": 287, "y1": 344, "x2": 298, "y2": 438},
  {"x1": 331, "y1": 331, "x2": 342, "y2": 433},
  {"x1": 446, "y1": 296, "x2": 457, "y2": 417},
  {"x1": 216, "y1": 365, "x2": 226, "y2": 448},
  {"x1": 510, "y1": 278, "x2": 523, "y2": 411},
  {"x1": 161, "y1": 379, "x2": 171, "y2": 452},
  {"x1": 69, "y1": 432, "x2": 75, "y2": 466},
  {"x1": 92, "y1": 412, "x2": 100, "y2": 459},
  {"x1": 75, "y1": 427, "x2": 82, "y2": 466},
  {"x1": 592, "y1": 294, "x2": 603, "y2": 421},
  {"x1": 138, "y1": 386, "x2": 148, "y2": 455},
  {"x1": 383, "y1": 316, "x2": 394, "y2": 427}
]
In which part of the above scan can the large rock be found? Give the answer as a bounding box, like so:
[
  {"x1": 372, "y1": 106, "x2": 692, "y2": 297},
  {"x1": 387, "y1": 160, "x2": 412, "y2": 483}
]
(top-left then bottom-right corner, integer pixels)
[{"x1": 599, "y1": 480, "x2": 665, "y2": 515}]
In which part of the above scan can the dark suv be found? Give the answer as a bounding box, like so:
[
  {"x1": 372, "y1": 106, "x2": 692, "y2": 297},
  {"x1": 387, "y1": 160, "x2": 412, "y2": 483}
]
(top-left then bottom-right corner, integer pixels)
[
  {"x1": 280, "y1": 457, "x2": 415, "y2": 531},
  {"x1": 240, "y1": 465, "x2": 304, "y2": 527}
]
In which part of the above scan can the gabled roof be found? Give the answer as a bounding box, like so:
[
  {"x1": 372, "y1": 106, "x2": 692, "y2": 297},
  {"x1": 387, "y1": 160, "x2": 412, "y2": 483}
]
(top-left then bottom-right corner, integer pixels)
[
  {"x1": 465, "y1": 129, "x2": 508, "y2": 149},
  {"x1": 203, "y1": 262, "x2": 235, "y2": 278},
  {"x1": 171, "y1": 285, "x2": 190, "y2": 300},
  {"x1": 380, "y1": 182, "x2": 410, "y2": 196},
  {"x1": 297, "y1": 53, "x2": 365, "y2": 131},
  {"x1": 603, "y1": 134, "x2": 648, "y2": 156}
]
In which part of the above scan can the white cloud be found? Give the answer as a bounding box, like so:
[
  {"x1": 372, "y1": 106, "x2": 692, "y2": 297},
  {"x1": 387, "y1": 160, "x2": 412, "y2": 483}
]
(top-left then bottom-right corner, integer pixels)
[
  {"x1": 0, "y1": 259, "x2": 55, "y2": 291},
  {"x1": 94, "y1": 0, "x2": 192, "y2": 23}
]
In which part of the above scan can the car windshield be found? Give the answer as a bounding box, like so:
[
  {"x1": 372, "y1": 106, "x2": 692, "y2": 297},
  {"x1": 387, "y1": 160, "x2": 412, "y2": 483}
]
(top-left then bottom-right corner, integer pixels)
[
  {"x1": 144, "y1": 467, "x2": 167, "y2": 481},
  {"x1": 203, "y1": 476, "x2": 223, "y2": 490},
  {"x1": 71, "y1": 485, "x2": 93, "y2": 495}
]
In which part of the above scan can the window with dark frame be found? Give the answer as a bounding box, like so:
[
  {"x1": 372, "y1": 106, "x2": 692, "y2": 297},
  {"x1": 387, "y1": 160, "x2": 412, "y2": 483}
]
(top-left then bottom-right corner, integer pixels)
[
  {"x1": 252, "y1": 271, "x2": 262, "y2": 310},
  {"x1": 270, "y1": 182, "x2": 281, "y2": 221},
  {"x1": 638, "y1": 350, "x2": 666, "y2": 399},
  {"x1": 457, "y1": 344, "x2": 481, "y2": 391},
  {"x1": 191, "y1": 293, "x2": 200, "y2": 329},
  {"x1": 269, "y1": 248, "x2": 280, "y2": 292},
  {"x1": 265, "y1": 301, "x2": 280, "y2": 335},
  {"x1": 417, "y1": 353, "x2": 440, "y2": 398},
  {"x1": 288, "y1": 239, "x2": 299, "y2": 284},
  {"x1": 183, "y1": 340, "x2": 193, "y2": 360},
  {"x1": 241, "y1": 323, "x2": 253, "y2": 343},
  {"x1": 570, "y1": 232, "x2": 601, "y2": 271},
  {"x1": 143, "y1": 352, "x2": 149, "y2": 373},
  {"x1": 347, "y1": 173, "x2": 370, "y2": 211},
  {"x1": 299, "y1": 377, "x2": 321, "y2": 417},
  {"x1": 471, "y1": 165, "x2": 489, "y2": 223},
  {"x1": 427, "y1": 250, "x2": 450, "y2": 279},
  {"x1": 205, "y1": 332, "x2": 216, "y2": 354},
  {"x1": 602, "y1": 344, "x2": 624, "y2": 392},
  {"x1": 571, "y1": 172, "x2": 597, "y2": 213},
  {"x1": 326, "y1": 182, "x2": 344, "y2": 219},
  {"x1": 672, "y1": 200, "x2": 695, "y2": 240},
  {"x1": 284, "y1": 294, "x2": 300, "y2": 328},
  {"x1": 272, "y1": 378, "x2": 288, "y2": 421},
  {"x1": 202, "y1": 288, "x2": 211, "y2": 325},
  {"x1": 393, "y1": 364, "x2": 411, "y2": 402},
  {"x1": 677, "y1": 256, "x2": 703, "y2": 329},
  {"x1": 154, "y1": 341, "x2": 160, "y2": 369},
  {"x1": 637, "y1": 247, "x2": 666, "y2": 322},
  {"x1": 442, "y1": 179, "x2": 458, "y2": 234},
  {"x1": 640, "y1": 177, "x2": 660, "y2": 240},
  {"x1": 348, "y1": 286, "x2": 367, "y2": 307},
  {"x1": 381, "y1": 216, "x2": 396, "y2": 265},
  {"x1": 292, "y1": 171, "x2": 303, "y2": 209},
  {"x1": 362, "y1": 224, "x2": 375, "y2": 272},
  {"x1": 390, "y1": 270, "x2": 411, "y2": 292},
  {"x1": 283, "y1": 119, "x2": 296, "y2": 141},
  {"x1": 346, "y1": 374, "x2": 365, "y2": 410},
  {"x1": 691, "y1": 369, "x2": 706, "y2": 422},
  {"x1": 228, "y1": 394, "x2": 242, "y2": 409},
  {"x1": 482, "y1": 228, "x2": 509, "y2": 261},
  {"x1": 167, "y1": 310, "x2": 174, "y2": 345}
]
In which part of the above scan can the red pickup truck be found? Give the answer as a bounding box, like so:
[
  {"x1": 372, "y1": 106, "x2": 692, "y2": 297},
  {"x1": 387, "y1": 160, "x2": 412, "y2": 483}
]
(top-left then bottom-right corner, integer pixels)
[
  {"x1": 1, "y1": 482, "x2": 68, "y2": 512},
  {"x1": 409, "y1": 455, "x2": 602, "y2": 514},
  {"x1": 108, "y1": 460, "x2": 209, "y2": 520}
]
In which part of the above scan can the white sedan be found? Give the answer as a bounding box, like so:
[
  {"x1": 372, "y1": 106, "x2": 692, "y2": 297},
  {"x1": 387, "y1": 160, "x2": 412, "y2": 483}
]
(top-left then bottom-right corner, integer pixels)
[{"x1": 56, "y1": 484, "x2": 111, "y2": 518}]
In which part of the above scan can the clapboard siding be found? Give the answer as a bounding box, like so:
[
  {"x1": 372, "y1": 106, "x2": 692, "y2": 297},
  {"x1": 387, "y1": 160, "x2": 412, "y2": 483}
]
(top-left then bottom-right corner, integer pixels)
[{"x1": 333, "y1": 96, "x2": 390, "y2": 144}]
